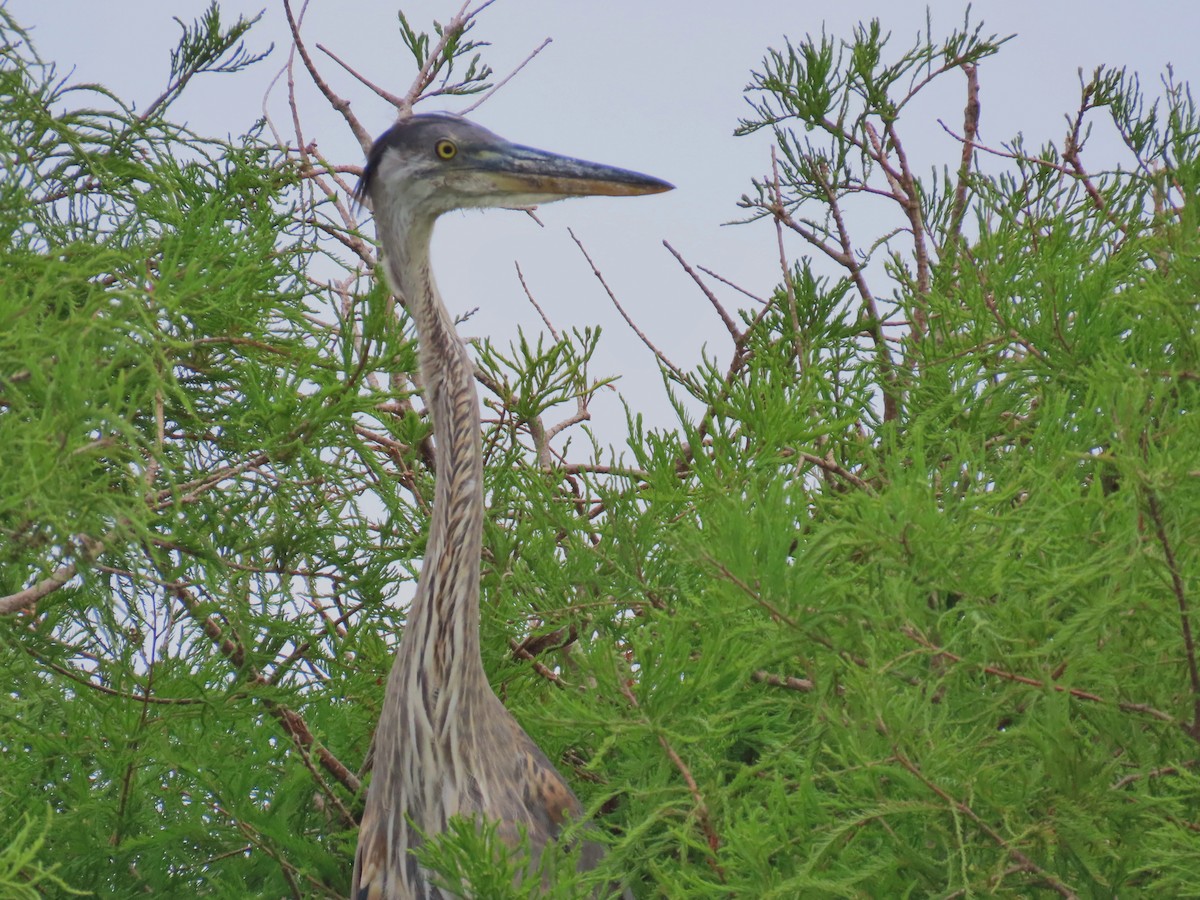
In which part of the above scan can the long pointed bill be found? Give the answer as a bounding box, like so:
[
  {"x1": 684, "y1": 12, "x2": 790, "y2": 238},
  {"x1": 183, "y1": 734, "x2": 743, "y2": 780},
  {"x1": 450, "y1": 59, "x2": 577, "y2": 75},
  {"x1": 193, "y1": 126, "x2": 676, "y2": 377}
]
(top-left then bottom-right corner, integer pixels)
[{"x1": 476, "y1": 142, "x2": 674, "y2": 200}]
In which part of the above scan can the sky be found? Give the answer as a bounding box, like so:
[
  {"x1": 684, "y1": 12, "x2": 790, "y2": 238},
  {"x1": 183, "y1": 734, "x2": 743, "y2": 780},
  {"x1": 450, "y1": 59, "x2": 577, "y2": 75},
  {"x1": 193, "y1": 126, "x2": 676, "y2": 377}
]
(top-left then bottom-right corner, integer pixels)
[{"x1": 10, "y1": 0, "x2": 1200, "y2": 456}]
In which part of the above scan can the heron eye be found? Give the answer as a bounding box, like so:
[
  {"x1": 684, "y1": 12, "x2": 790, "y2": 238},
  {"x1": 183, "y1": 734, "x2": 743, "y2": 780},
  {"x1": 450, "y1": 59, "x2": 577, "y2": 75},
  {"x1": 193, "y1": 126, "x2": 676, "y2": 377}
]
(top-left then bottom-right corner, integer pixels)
[{"x1": 435, "y1": 139, "x2": 457, "y2": 160}]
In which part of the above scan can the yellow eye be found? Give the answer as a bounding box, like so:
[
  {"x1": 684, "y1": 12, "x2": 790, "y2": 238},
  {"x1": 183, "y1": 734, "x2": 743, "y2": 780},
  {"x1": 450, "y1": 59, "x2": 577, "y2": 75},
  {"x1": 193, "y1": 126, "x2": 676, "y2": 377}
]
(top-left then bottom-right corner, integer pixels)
[{"x1": 435, "y1": 139, "x2": 457, "y2": 160}]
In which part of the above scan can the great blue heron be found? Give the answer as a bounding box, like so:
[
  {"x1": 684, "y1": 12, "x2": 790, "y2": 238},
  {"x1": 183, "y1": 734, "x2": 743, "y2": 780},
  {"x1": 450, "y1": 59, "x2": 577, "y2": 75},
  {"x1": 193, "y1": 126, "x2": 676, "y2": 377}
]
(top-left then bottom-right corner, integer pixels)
[{"x1": 350, "y1": 113, "x2": 671, "y2": 899}]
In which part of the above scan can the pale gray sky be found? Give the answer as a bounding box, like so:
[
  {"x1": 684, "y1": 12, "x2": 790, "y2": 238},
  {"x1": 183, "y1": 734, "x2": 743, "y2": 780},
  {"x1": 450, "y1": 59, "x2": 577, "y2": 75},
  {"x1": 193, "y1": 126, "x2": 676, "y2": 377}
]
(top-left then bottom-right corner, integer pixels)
[{"x1": 12, "y1": 1, "x2": 1199, "y2": 454}]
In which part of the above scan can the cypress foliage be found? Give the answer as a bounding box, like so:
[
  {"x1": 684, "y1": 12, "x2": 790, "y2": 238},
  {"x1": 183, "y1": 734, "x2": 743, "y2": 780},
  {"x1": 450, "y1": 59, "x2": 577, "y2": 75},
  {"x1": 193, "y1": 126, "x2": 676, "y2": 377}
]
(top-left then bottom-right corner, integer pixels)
[{"x1": 1, "y1": 6, "x2": 1197, "y2": 897}]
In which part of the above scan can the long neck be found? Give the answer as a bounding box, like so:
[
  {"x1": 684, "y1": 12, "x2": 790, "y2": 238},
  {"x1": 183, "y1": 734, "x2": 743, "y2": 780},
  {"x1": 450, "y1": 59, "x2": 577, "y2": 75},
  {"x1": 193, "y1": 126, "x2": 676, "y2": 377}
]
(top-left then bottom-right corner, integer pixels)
[{"x1": 381, "y1": 212, "x2": 487, "y2": 692}]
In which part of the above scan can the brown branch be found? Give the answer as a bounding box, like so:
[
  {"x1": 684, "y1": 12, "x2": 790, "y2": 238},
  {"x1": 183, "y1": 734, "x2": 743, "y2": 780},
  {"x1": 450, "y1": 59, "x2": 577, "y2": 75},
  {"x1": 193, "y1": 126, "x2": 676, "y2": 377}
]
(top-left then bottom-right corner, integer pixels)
[
  {"x1": 461, "y1": 36, "x2": 553, "y2": 115},
  {"x1": 1145, "y1": 489, "x2": 1200, "y2": 739},
  {"x1": 903, "y1": 626, "x2": 1177, "y2": 725},
  {"x1": 879, "y1": 117, "x2": 931, "y2": 330},
  {"x1": 3, "y1": 436, "x2": 310, "y2": 617},
  {"x1": 315, "y1": 41, "x2": 405, "y2": 109},
  {"x1": 558, "y1": 462, "x2": 648, "y2": 480},
  {"x1": 704, "y1": 555, "x2": 799, "y2": 629},
  {"x1": 752, "y1": 669, "x2": 814, "y2": 692},
  {"x1": 403, "y1": 1, "x2": 498, "y2": 112},
  {"x1": 166, "y1": 576, "x2": 362, "y2": 796},
  {"x1": 21, "y1": 648, "x2": 209, "y2": 705},
  {"x1": 282, "y1": 0, "x2": 371, "y2": 150},
  {"x1": 1061, "y1": 82, "x2": 1127, "y2": 240},
  {"x1": 276, "y1": 703, "x2": 359, "y2": 827},
  {"x1": 222, "y1": 812, "x2": 321, "y2": 899},
  {"x1": 946, "y1": 63, "x2": 980, "y2": 250},
  {"x1": 543, "y1": 397, "x2": 590, "y2": 450},
  {"x1": 618, "y1": 680, "x2": 724, "y2": 876},
  {"x1": 153, "y1": 451, "x2": 272, "y2": 508},
  {"x1": 509, "y1": 638, "x2": 564, "y2": 688},
  {"x1": 515, "y1": 262, "x2": 560, "y2": 341},
  {"x1": 662, "y1": 240, "x2": 740, "y2": 343},
  {"x1": 982, "y1": 291, "x2": 1050, "y2": 366},
  {"x1": 765, "y1": 145, "x2": 900, "y2": 421},
  {"x1": 788, "y1": 448, "x2": 874, "y2": 493},
  {"x1": 894, "y1": 751, "x2": 1079, "y2": 898},
  {"x1": 940, "y1": 103, "x2": 1135, "y2": 247},
  {"x1": 770, "y1": 146, "x2": 804, "y2": 370},
  {"x1": 0, "y1": 536, "x2": 104, "y2": 615},
  {"x1": 306, "y1": 212, "x2": 376, "y2": 267},
  {"x1": 1111, "y1": 763, "x2": 1194, "y2": 791},
  {"x1": 697, "y1": 265, "x2": 766, "y2": 306},
  {"x1": 568, "y1": 228, "x2": 686, "y2": 382}
]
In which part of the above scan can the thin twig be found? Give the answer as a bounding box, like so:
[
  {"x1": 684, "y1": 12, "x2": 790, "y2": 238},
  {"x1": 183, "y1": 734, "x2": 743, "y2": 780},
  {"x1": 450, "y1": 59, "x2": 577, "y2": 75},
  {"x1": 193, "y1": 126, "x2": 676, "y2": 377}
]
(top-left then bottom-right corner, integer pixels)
[
  {"x1": 789, "y1": 448, "x2": 874, "y2": 493},
  {"x1": 903, "y1": 626, "x2": 1177, "y2": 725},
  {"x1": 1111, "y1": 764, "x2": 1190, "y2": 791},
  {"x1": 704, "y1": 555, "x2": 799, "y2": 629},
  {"x1": 662, "y1": 240, "x2": 740, "y2": 342},
  {"x1": 982, "y1": 291, "x2": 1050, "y2": 366},
  {"x1": 1145, "y1": 489, "x2": 1200, "y2": 739},
  {"x1": 568, "y1": 228, "x2": 686, "y2": 382},
  {"x1": 937, "y1": 121, "x2": 1075, "y2": 177},
  {"x1": 697, "y1": 265, "x2": 766, "y2": 306},
  {"x1": 461, "y1": 37, "x2": 553, "y2": 115},
  {"x1": 282, "y1": 0, "x2": 371, "y2": 149},
  {"x1": 770, "y1": 145, "x2": 804, "y2": 369},
  {"x1": 752, "y1": 670, "x2": 814, "y2": 692},
  {"x1": 165, "y1": 576, "x2": 362, "y2": 796},
  {"x1": 403, "y1": 1, "x2": 499, "y2": 113},
  {"x1": 20, "y1": 646, "x2": 208, "y2": 705},
  {"x1": 315, "y1": 42, "x2": 405, "y2": 109},
  {"x1": 515, "y1": 262, "x2": 560, "y2": 341},
  {"x1": 558, "y1": 462, "x2": 648, "y2": 480},
  {"x1": 894, "y1": 751, "x2": 1079, "y2": 898},
  {"x1": 618, "y1": 680, "x2": 724, "y2": 875}
]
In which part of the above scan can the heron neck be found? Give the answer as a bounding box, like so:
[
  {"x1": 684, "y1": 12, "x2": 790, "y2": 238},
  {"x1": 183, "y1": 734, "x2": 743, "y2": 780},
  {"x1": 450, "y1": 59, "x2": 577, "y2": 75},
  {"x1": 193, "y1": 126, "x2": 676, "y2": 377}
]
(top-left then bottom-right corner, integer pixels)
[{"x1": 383, "y1": 215, "x2": 487, "y2": 693}]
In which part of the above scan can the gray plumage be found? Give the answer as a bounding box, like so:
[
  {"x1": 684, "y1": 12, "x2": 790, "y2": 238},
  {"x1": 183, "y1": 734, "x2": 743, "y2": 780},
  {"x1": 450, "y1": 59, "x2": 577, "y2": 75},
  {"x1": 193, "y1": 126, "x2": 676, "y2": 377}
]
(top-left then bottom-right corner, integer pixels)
[{"x1": 350, "y1": 113, "x2": 670, "y2": 899}]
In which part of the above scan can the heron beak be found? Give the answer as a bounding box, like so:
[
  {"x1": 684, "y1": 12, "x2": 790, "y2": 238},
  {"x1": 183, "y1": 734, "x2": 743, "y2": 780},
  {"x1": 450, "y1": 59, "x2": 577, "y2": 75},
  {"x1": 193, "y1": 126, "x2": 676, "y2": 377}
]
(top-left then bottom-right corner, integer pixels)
[{"x1": 477, "y1": 142, "x2": 674, "y2": 199}]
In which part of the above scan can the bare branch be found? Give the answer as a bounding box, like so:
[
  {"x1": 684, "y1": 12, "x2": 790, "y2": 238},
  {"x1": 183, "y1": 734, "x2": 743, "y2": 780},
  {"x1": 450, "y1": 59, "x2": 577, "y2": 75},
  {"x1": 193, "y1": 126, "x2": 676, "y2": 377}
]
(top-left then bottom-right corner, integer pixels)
[
  {"x1": 282, "y1": 0, "x2": 371, "y2": 150},
  {"x1": 752, "y1": 669, "x2": 814, "y2": 692},
  {"x1": 894, "y1": 751, "x2": 1080, "y2": 898},
  {"x1": 0, "y1": 536, "x2": 104, "y2": 615},
  {"x1": 662, "y1": 240, "x2": 741, "y2": 343},
  {"x1": 618, "y1": 679, "x2": 724, "y2": 876},
  {"x1": 770, "y1": 146, "x2": 804, "y2": 371},
  {"x1": 568, "y1": 228, "x2": 686, "y2": 382},
  {"x1": 514, "y1": 262, "x2": 559, "y2": 341},
  {"x1": 461, "y1": 37, "x2": 553, "y2": 115},
  {"x1": 543, "y1": 397, "x2": 590, "y2": 450},
  {"x1": 903, "y1": 626, "x2": 1177, "y2": 725},
  {"x1": 1145, "y1": 489, "x2": 1200, "y2": 740},
  {"x1": 697, "y1": 265, "x2": 766, "y2": 306},
  {"x1": 316, "y1": 42, "x2": 405, "y2": 110}
]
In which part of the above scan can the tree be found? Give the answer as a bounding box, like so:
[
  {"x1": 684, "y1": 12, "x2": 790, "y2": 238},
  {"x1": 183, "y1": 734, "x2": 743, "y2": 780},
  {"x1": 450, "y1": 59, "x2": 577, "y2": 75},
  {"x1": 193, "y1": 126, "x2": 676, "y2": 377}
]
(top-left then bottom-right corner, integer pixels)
[{"x1": 2, "y1": 3, "x2": 1198, "y2": 897}]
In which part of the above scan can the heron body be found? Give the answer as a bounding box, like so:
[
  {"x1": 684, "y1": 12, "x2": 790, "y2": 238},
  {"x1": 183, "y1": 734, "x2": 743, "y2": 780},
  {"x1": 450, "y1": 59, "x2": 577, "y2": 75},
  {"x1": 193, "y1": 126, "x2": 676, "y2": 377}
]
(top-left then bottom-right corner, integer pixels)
[{"x1": 350, "y1": 114, "x2": 670, "y2": 899}]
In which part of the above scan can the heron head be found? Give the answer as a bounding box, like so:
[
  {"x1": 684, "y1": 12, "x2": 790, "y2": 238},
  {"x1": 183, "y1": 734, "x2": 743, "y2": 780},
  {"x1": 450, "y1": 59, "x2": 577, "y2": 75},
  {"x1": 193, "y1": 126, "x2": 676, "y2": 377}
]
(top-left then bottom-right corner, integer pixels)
[{"x1": 355, "y1": 113, "x2": 673, "y2": 222}]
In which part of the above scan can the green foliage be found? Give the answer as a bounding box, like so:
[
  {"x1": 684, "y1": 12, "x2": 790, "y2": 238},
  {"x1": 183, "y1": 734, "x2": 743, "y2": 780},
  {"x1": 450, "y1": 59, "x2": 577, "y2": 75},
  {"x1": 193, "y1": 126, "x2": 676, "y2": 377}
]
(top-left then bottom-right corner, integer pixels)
[
  {"x1": 0, "y1": 809, "x2": 87, "y2": 898},
  {"x1": 153, "y1": 2, "x2": 271, "y2": 121},
  {"x1": 0, "y1": 7, "x2": 374, "y2": 897},
  {"x1": 2, "y1": 4, "x2": 1199, "y2": 899},
  {"x1": 396, "y1": 7, "x2": 493, "y2": 101},
  {"x1": 414, "y1": 818, "x2": 533, "y2": 899}
]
